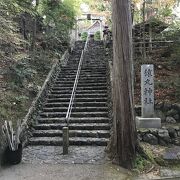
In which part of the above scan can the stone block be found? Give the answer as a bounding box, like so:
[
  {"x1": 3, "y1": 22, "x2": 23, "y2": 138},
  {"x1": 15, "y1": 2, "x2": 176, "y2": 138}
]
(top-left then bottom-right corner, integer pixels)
[
  {"x1": 155, "y1": 110, "x2": 166, "y2": 122},
  {"x1": 165, "y1": 116, "x2": 176, "y2": 124},
  {"x1": 136, "y1": 116, "x2": 161, "y2": 128},
  {"x1": 158, "y1": 129, "x2": 171, "y2": 143},
  {"x1": 142, "y1": 133, "x2": 158, "y2": 145},
  {"x1": 163, "y1": 146, "x2": 180, "y2": 162},
  {"x1": 167, "y1": 127, "x2": 177, "y2": 138},
  {"x1": 141, "y1": 65, "x2": 154, "y2": 118},
  {"x1": 173, "y1": 114, "x2": 180, "y2": 121}
]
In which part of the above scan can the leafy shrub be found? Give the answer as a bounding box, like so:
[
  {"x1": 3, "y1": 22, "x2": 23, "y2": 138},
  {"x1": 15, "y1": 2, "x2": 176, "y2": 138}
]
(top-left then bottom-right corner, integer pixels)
[
  {"x1": 94, "y1": 31, "x2": 101, "y2": 41},
  {"x1": 169, "y1": 43, "x2": 180, "y2": 67},
  {"x1": 8, "y1": 61, "x2": 36, "y2": 87},
  {"x1": 133, "y1": 154, "x2": 152, "y2": 172},
  {"x1": 174, "y1": 77, "x2": 180, "y2": 101},
  {"x1": 81, "y1": 32, "x2": 88, "y2": 41}
]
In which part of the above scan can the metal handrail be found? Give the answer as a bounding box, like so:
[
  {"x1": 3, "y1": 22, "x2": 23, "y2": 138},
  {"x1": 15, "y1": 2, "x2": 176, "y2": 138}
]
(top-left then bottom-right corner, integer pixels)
[{"x1": 65, "y1": 36, "x2": 89, "y2": 126}]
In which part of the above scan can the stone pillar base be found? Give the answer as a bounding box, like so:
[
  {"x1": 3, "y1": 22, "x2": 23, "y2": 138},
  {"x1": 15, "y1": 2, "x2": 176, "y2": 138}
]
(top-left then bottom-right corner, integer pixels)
[{"x1": 136, "y1": 116, "x2": 161, "y2": 128}]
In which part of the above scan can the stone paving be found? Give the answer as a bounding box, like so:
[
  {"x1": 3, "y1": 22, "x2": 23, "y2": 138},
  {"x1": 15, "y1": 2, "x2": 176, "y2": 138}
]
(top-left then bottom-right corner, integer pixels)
[
  {"x1": 0, "y1": 163, "x2": 132, "y2": 180},
  {"x1": 22, "y1": 146, "x2": 107, "y2": 165},
  {"x1": 0, "y1": 146, "x2": 133, "y2": 180},
  {"x1": 163, "y1": 146, "x2": 180, "y2": 162}
]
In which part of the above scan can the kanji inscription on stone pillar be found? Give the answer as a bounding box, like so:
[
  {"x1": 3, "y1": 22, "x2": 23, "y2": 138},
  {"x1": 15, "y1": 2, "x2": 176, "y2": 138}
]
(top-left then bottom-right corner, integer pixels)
[{"x1": 141, "y1": 64, "x2": 154, "y2": 118}]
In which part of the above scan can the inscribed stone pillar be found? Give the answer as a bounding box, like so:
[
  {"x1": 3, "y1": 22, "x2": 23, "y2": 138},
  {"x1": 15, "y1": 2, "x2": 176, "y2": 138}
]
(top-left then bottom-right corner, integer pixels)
[{"x1": 141, "y1": 64, "x2": 154, "y2": 118}]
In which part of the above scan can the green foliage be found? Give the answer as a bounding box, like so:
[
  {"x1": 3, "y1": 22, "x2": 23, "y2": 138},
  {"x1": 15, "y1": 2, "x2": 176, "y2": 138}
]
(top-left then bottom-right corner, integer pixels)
[
  {"x1": 97, "y1": 3, "x2": 106, "y2": 12},
  {"x1": 81, "y1": 32, "x2": 88, "y2": 41},
  {"x1": 0, "y1": 0, "x2": 27, "y2": 62},
  {"x1": 8, "y1": 60, "x2": 35, "y2": 87},
  {"x1": 133, "y1": 155, "x2": 152, "y2": 172},
  {"x1": 37, "y1": 0, "x2": 77, "y2": 51},
  {"x1": 156, "y1": 6, "x2": 173, "y2": 21},
  {"x1": 0, "y1": 92, "x2": 30, "y2": 122},
  {"x1": 174, "y1": 77, "x2": 180, "y2": 101},
  {"x1": 0, "y1": 0, "x2": 80, "y2": 127},
  {"x1": 162, "y1": 21, "x2": 180, "y2": 40},
  {"x1": 169, "y1": 43, "x2": 180, "y2": 66},
  {"x1": 94, "y1": 31, "x2": 101, "y2": 40},
  {"x1": 14, "y1": 95, "x2": 29, "y2": 105}
]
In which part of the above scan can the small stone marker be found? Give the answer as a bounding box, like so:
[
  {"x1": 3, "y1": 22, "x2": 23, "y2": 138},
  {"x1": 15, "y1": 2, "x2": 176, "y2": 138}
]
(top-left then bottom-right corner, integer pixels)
[
  {"x1": 141, "y1": 64, "x2": 154, "y2": 118},
  {"x1": 136, "y1": 64, "x2": 161, "y2": 128},
  {"x1": 63, "y1": 127, "x2": 69, "y2": 155}
]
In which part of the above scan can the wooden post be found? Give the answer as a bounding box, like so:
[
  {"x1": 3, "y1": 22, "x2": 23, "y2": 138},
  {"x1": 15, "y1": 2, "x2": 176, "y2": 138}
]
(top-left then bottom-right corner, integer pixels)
[{"x1": 63, "y1": 127, "x2": 69, "y2": 155}]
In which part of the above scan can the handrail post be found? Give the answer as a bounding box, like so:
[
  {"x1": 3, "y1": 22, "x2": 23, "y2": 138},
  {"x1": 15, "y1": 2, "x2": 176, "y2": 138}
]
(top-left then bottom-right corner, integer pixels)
[{"x1": 63, "y1": 127, "x2": 69, "y2": 155}]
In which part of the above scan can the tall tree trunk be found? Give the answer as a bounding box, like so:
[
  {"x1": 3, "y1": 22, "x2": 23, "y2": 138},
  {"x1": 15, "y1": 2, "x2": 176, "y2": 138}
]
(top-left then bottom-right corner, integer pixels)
[
  {"x1": 142, "y1": 0, "x2": 146, "y2": 61},
  {"x1": 31, "y1": 18, "x2": 36, "y2": 51},
  {"x1": 31, "y1": 0, "x2": 39, "y2": 51},
  {"x1": 110, "y1": 0, "x2": 137, "y2": 169}
]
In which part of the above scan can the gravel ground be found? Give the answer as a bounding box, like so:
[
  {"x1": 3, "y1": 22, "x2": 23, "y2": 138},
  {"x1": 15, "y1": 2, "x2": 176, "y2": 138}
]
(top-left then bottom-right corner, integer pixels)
[
  {"x1": 22, "y1": 146, "x2": 107, "y2": 164},
  {"x1": 1, "y1": 146, "x2": 180, "y2": 180},
  {"x1": 0, "y1": 146, "x2": 132, "y2": 180},
  {"x1": 0, "y1": 163, "x2": 132, "y2": 180}
]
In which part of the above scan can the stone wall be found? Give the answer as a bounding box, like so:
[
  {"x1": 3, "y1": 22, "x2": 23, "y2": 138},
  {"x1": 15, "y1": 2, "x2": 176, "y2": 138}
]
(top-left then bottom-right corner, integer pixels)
[
  {"x1": 135, "y1": 103, "x2": 180, "y2": 124},
  {"x1": 138, "y1": 126, "x2": 180, "y2": 146},
  {"x1": 0, "y1": 121, "x2": 5, "y2": 166},
  {"x1": 135, "y1": 103, "x2": 180, "y2": 146},
  {"x1": 155, "y1": 103, "x2": 180, "y2": 124}
]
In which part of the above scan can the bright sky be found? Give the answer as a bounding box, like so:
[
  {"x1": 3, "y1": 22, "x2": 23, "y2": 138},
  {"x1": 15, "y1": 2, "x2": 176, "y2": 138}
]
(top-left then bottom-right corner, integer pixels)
[
  {"x1": 173, "y1": 5, "x2": 180, "y2": 18},
  {"x1": 80, "y1": 3, "x2": 89, "y2": 13}
]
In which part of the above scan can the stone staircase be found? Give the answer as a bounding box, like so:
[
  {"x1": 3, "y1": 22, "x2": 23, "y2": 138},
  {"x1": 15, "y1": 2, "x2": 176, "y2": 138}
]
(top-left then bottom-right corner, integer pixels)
[{"x1": 29, "y1": 41, "x2": 110, "y2": 146}]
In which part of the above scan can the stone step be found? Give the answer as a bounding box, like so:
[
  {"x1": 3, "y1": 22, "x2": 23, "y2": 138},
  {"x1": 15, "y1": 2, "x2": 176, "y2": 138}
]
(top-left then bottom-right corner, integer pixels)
[
  {"x1": 62, "y1": 67, "x2": 107, "y2": 71},
  {"x1": 28, "y1": 41, "x2": 110, "y2": 147},
  {"x1": 81, "y1": 63, "x2": 106, "y2": 66},
  {"x1": 47, "y1": 94, "x2": 107, "y2": 99},
  {"x1": 53, "y1": 83, "x2": 107, "y2": 87},
  {"x1": 51, "y1": 87, "x2": 73, "y2": 91},
  {"x1": 56, "y1": 77, "x2": 107, "y2": 82},
  {"x1": 79, "y1": 75, "x2": 107, "y2": 78},
  {"x1": 58, "y1": 72, "x2": 106, "y2": 76},
  {"x1": 59, "y1": 71, "x2": 107, "y2": 76},
  {"x1": 44, "y1": 102, "x2": 107, "y2": 108},
  {"x1": 61, "y1": 69, "x2": 107, "y2": 72},
  {"x1": 37, "y1": 117, "x2": 109, "y2": 124},
  {"x1": 29, "y1": 137, "x2": 109, "y2": 146},
  {"x1": 46, "y1": 97, "x2": 107, "y2": 103},
  {"x1": 32, "y1": 130, "x2": 110, "y2": 138},
  {"x1": 42, "y1": 106, "x2": 108, "y2": 113},
  {"x1": 33, "y1": 123, "x2": 110, "y2": 130},
  {"x1": 60, "y1": 67, "x2": 79, "y2": 71},
  {"x1": 57, "y1": 75, "x2": 76, "y2": 78},
  {"x1": 39, "y1": 111, "x2": 108, "y2": 118},
  {"x1": 55, "y1": 80, "x2": 106, "y2": 84},
  {"x1": 50, "y1": 89, "x2": 107, "y2": 94},
  {"x1": 58, "y1": 75, "x2": 106, "y2": 79},
  {"x1": 52, "y1": 86, "x2": 107, "y2": 91}
]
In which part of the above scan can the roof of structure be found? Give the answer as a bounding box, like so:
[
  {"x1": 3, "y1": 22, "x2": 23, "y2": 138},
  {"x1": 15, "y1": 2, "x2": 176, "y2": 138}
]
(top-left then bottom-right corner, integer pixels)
[{"x1": 87, "y1": 21, "x2": 101, "y2": 31}]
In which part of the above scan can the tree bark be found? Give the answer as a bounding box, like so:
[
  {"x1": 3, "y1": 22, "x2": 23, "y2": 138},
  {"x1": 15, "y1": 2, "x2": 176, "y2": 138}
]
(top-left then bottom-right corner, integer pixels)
[
  {"x1": 110, "y1": 0, "x2": 137, "y2": 169},
  {"x1": 142, "y1": 0, "x2": 146, "y2": 61},
  {"x1": 31, "y1": 0, "x2": 39, "y2": 51}
]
